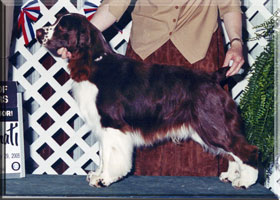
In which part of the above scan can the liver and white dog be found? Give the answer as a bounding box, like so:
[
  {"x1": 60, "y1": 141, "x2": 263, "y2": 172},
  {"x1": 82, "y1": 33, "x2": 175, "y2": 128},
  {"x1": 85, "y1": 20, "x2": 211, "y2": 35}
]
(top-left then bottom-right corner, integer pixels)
[{"x1": 36, "y1": 13, "x2": 258, "y2": 188}]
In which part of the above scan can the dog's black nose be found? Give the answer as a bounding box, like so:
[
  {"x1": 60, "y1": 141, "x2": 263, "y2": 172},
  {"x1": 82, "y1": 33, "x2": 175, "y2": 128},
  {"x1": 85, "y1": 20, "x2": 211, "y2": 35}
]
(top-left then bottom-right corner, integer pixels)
[{"x1": 36, "y1": 28, "x2": 45, "y2": 44}]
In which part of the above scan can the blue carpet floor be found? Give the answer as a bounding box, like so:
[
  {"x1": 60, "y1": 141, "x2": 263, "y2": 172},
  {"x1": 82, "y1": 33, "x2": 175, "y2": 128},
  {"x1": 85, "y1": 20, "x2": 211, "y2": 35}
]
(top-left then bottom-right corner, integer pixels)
[{"x1": 3, "y1": 175, "x2": 277, "y2": 199}]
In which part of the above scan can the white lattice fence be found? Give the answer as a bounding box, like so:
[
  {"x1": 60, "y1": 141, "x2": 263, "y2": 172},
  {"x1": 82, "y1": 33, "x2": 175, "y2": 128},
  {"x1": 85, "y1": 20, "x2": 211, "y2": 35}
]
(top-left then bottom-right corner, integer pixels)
[
  {"x1": 11, "y1": 0, "x2": 131, "y2": 175},
  {"x1": 11, "y1": 0, "x2": 275, "y2": 175}
]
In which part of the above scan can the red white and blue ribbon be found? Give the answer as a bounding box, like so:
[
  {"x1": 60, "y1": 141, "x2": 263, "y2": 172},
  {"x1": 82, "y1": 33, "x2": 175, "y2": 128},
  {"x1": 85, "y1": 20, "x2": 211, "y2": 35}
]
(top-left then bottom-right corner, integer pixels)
[
  {"x1": 18, "y1": 0, "x2": 40, "y2": 46},
  {"x1": 83, "y1": 1, "x2": 99, "y2": 21}
]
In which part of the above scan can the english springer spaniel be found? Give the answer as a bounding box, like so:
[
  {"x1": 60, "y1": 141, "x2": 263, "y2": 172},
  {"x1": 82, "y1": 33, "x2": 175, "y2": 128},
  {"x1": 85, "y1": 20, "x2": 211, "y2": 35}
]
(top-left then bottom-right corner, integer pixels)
[{"x1": 36, "y1": 13, "x2": 258, "y2": 189}]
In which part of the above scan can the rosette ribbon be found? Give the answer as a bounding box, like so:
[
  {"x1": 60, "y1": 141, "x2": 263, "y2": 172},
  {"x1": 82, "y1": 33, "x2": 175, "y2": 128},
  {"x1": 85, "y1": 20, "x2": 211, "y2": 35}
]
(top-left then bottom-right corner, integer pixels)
[
  {"x1": 83, "y1": 1, "x2": 99, "y2": 21},
  {"x1": 18, "y1": 0, "x2": 40, "y2": 46}
]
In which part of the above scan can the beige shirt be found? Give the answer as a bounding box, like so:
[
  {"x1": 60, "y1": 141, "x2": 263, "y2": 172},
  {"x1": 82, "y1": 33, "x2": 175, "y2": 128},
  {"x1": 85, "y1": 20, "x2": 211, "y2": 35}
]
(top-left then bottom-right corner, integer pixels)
[{"x1": 100, "y1": 0, "x2": 242, "y2": 63}]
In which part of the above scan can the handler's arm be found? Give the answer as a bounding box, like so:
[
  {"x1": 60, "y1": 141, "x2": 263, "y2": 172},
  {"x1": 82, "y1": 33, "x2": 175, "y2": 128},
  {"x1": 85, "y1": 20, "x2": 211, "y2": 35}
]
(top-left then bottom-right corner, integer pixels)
[
  {"x1": 92, "y1": 0, "x2": 130, "y2": 31},
  {"x1": 90, "y1": 4, "x2": 117, "y2": 31},
  {"x1": 222, "y1": 11, "x2": 245, "y2": 76}
]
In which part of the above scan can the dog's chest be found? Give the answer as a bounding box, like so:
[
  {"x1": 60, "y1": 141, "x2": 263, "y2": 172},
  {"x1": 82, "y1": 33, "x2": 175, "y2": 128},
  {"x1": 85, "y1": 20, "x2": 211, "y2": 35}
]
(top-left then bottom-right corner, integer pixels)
[{"x1": 72, "y1": 81, "x2": 102, "y2": 131}]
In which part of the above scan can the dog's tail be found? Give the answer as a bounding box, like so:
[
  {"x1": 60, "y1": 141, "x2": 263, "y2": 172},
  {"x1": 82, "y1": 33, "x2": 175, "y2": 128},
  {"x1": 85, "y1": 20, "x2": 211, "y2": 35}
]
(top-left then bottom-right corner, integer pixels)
[{"x1": 212, "y1": 67, "x2": 230, "y2": 85}]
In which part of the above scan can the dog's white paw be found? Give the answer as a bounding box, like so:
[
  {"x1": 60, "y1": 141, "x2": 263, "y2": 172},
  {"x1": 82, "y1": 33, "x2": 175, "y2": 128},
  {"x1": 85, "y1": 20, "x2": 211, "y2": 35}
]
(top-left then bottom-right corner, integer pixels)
[
  {"x1": 86, "y1": 171, "x2": 100, "y2": 183},
  {"x1": 231, "y1": 177, "x2": 252, "y2": 189},
  {"x1": 219, "y1": 169, "x2": 240, "y2": 183},
  {"x1": 219, "y1": 161, "x2": 240, "y2": 183},
  {"x1": 87, "y1": 171, "x2": 120, "y2": 187},
  {"x1": 219, "y1": 171, "x2": 239, "y2": 183},
  {"x1": 88, "y1": 176, "x2": 111, "y2": 187},
  {"x1": 231, "y1": 164, "x2": 258, "y2": 189}
]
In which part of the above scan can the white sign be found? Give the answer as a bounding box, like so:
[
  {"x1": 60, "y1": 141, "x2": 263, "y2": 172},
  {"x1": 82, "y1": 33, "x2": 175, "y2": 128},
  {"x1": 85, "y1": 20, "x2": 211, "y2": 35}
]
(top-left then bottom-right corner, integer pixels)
[{"x1": 0, "y1": 81, "x2": 25, "y2": 178}]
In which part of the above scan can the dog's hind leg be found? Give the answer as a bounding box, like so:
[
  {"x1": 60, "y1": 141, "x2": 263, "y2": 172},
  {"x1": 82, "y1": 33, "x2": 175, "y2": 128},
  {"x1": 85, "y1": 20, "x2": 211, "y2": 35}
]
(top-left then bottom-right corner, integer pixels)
[
  {"x1": 219, "y1": 159, "x2": 240, "y2": 183},
  {"x1": 222, "y1": 134, "x2": 259, "y2": 189},
  {"x1": 209, "y1": 131, "x2": 259, "y2": 188},
  {"x1": 204, "y1": 134, "x2": 258, "y2": 188},
  {"x1": 202, "y1": 131, "x2": 258, "y2": 188},
  {"x1": 193, "y1": 89, "x2": 258, "y2": 188},
  {"x1": 87, "y1": 128, "x2": 134, "y2": 187},
  {"x1": 229, "y1": 155, "x2": 258, "y2": 189},
  {"x1": 187, "y1": 124, "x2": 257, "y2": 189}
]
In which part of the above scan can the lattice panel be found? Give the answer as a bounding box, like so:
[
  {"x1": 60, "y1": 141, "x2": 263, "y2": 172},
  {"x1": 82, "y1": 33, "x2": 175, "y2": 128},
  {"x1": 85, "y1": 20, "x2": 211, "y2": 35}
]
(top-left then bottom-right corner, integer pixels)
[
  {"x1": 11, "y1": 0, "x2": 131, "y2": 175},
  {"x1": 231, "y1": 0, "x2": 274, "y2": 102},
  {"x1": 11, "y1": 0, "x2": 275, "y2": 175}
]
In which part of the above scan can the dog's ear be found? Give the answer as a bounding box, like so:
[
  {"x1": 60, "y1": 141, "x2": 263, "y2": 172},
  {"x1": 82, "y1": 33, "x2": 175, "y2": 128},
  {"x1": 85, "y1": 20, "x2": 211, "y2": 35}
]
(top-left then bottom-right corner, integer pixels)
[
  {"x1": 77, "y1": 27, "x2": 91, "y2": 49},
  {"x1": 89, "y1": 25, "x2": 113, "y2": 59},
  {"x1": 60, "y1": 14, "x2": 92, "y2": 53},
  {"x1": 71, "y1": 21, "x2": 113, "y2": 60}
]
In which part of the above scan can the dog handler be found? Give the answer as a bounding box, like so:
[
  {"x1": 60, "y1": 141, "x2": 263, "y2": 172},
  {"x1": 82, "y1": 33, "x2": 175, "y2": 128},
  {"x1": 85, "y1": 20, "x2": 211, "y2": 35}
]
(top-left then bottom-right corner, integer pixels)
[{"x1": 58, "y1": 0, "x2": 244, "y2": 176}]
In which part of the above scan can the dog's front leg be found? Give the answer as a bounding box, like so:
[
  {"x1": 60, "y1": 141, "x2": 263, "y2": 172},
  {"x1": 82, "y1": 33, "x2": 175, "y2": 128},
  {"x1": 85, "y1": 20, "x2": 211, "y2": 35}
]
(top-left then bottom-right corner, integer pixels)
[
  {"x1": 86, "y1": 140, "x2": 103, "y2": 183},
  {"x1": 87, "y1": 128, "x2": 134, "y2": 187}
]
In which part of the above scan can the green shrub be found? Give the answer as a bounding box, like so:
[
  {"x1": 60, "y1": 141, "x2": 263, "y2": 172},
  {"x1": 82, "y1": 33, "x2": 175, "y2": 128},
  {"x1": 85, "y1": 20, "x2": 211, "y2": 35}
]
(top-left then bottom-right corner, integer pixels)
[{"x1": 239, "y1": 10, "x2": 279, "y2": 170}]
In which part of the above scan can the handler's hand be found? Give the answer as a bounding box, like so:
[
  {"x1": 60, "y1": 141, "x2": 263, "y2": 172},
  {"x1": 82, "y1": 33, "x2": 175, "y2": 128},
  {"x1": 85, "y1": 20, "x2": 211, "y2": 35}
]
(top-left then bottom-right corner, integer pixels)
[
  {"x1": 223, "y1": 41, "x2": 244, "y2": 76},
  {"x1": 57, "y1": 47, "x2": 72, "y2": 59}
]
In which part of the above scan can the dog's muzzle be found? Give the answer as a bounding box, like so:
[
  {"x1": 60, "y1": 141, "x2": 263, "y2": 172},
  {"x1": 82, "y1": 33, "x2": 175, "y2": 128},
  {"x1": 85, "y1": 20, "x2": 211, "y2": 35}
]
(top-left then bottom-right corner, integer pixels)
[{"x1": 36, "y1": 25, "x2": 55, "y2": 45}]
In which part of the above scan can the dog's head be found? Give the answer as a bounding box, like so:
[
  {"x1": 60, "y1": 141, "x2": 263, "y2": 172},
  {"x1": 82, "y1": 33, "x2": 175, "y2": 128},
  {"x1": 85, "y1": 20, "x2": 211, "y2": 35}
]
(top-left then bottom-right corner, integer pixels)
[{"x1": 36, "y1": 13, "x2": 112, "y2": 60}]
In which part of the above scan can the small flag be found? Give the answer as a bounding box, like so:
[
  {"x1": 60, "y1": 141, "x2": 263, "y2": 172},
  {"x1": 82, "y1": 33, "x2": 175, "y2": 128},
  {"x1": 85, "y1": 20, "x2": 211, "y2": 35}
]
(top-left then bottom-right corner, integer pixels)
[
  {"x1": 18, "y1": 0, "x2": 40, "y2": 46},
  {"x1": 83, "y1": 1, "x2": 98, "y2": 21}
]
